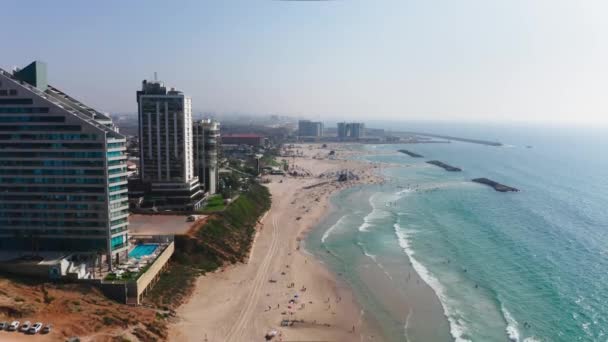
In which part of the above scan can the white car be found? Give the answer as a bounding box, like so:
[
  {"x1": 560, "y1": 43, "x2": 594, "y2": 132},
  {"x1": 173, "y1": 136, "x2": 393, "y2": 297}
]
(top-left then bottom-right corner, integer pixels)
[
  {"x1": 8, "y1": 321, "x2": 19, "y2": 331},
  {"x1": 19, "y1": 321, "x2": 31, "y2": 332},
  {"x1": 28, "y1": 322, "x2": 43, "y2": 334}
]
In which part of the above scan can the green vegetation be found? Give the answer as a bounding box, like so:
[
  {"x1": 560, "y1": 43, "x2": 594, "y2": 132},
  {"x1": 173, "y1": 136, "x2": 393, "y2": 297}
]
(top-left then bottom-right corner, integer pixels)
[
  {"x1": 261, "y1": 154, "x2": 280, "y2": 167},
  {"x1": 196, "y1": 194, "x2": 226, "y2": 214},
  {"x1": 145, "y1": 183, "x2": 271, "y2": 308},
  {"x1": 104, "y1": 270, "x2": 139, "y2": 282},
  {"x1": 144, "y1": 263, "x2": 199, "y2": 307}
]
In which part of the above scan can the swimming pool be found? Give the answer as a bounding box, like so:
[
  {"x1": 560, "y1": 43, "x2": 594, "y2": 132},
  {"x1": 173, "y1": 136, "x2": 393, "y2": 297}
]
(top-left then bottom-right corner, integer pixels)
[{"x1": 129, "y1": 244, "x2": 158, "y2": 259}]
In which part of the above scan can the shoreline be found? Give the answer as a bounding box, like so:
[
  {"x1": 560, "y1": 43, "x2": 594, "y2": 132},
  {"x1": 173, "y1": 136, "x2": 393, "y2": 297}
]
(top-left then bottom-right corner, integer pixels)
[
  {"x1": 168, "y1": 143, "x2": 387, "y2": 342},
  {"x1": 304, "y1": 147, "x2": 454, "y2": 342}
]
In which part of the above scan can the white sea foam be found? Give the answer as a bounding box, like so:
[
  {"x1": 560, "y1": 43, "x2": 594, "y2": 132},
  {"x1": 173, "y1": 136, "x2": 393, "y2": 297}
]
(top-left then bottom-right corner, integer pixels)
[
  {"x1": 358, "y1": 221, "x2": 373, "y2": 232},
  {"x1": 394, "y1": 223, "x2": 472, "y2": 342},
  {"x1": 358, "y1": 194, "x2": 393, "y2": 232},
  {"x1": 357, "y1": 210, "x2": 378, "y2": 232},
  {"x1": 395, "y1": 188, "x2": 413, "y2": 197},
  {"x1": 501, "y1": 304, "x2": 520, "y2": 342},
  {"x1": 321, "y1": 214, "x2": 348, "y2": 243},
  {"x1": 358, "y1": 193, "x2": 379, "y2": 232}
]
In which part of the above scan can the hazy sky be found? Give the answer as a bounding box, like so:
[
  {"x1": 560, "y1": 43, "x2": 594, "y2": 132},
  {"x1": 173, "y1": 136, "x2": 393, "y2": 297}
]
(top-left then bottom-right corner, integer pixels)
[{"x1": 4, "y1": 0, "x2": 608, "y2": 124}]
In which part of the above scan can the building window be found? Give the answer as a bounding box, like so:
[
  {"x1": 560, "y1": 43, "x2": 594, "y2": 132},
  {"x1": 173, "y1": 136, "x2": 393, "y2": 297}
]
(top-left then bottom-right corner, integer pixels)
[{"x1": 0, "y1": 98, "x2": 33, "y2": 105}]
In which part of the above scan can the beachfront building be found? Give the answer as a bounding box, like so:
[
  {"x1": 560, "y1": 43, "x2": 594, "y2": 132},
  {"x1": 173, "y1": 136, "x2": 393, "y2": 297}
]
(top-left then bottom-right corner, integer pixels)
[
  {"x1": 298, "y1": 120, "x2": 324, "y2": 137},
  {"x1": 221, "y1": 133, "x2": 265, "y2": 147},
  {"x1": 0, "y1": 61, "x2": 129, "y2": 269},
  {"x1": 193, "y1": 119, "x2": 220, "y2": 195},
  {"x1": 337, "y1": 122, "x2": 365, "y2": 139},
  {"x1": 136, "y1": 80, "x2": 204, "y2": 210}
]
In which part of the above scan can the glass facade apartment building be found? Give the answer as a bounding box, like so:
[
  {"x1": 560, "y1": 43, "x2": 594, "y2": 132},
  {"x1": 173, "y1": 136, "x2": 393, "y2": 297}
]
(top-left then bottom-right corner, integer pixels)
[
  {"x1": 337, "y1": 122, "x2": 365, "y2": 139},
  {"x1": 0, "y1": 62, "x2": 129, "y2": 267},
  {"x1": 298, "y1": 120, "x2": 324, "y2": 137},
  {"x1": 136, "y1": 80, "x2": 203, "y2": 210}
]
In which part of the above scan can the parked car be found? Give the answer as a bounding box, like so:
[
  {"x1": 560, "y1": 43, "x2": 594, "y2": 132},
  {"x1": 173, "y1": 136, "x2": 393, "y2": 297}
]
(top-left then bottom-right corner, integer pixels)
[
  {"x1": 8, "y1": 321, "x2": 20, "y2": 331},
  {"x1": 28, "y1": 322, "x2": 43, "y2": 334},
  {"x1": 0, "y1": 321, "x2": 7, "y2": 330},
  {"x1": 42, "y1": 324, "x2": 52, "y2": 334},
  {"x1": 19, "y1": 321, "x2": 31, "y2": 332}
]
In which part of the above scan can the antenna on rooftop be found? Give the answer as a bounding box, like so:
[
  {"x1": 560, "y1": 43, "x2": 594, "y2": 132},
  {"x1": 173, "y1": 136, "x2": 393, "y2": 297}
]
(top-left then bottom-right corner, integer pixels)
[{"x1": 154, "y1": 72, "x2": 157, "y2": 81}]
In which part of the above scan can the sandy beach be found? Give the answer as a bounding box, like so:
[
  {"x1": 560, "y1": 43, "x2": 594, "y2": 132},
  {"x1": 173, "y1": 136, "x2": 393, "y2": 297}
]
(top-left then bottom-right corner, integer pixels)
[{"x1": 169, "y1": 144, "x2": 386, "y2": 342}]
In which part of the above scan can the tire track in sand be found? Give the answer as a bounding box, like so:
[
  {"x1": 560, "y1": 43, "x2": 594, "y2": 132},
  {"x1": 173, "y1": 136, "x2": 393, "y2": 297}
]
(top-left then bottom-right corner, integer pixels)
[{"x1": 225, "y1": 212, "x2": 280, "y2": 341}]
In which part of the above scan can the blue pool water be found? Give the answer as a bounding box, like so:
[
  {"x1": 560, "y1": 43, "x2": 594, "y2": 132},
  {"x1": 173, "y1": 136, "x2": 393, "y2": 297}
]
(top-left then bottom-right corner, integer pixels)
[{"x1": 129, "y1": 244, "x2": 158, "y2": 259}]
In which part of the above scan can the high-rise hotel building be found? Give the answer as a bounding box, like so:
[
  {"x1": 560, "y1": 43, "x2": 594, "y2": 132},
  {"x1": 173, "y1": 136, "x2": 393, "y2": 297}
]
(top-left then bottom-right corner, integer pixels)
[
  {"x1": 0, "y1": 62, "x2": 129, "y2": 266},
  {"x1": 136, "y1": 80, "x2": 203, "y2": 210},
  {"x1": 193, "y1": 119, "x2": 220, "y2": 195}
]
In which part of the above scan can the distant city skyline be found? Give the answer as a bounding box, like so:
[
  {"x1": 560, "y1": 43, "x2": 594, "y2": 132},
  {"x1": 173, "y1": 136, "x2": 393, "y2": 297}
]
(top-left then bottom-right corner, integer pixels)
[{"x1": 4, "y1": 0, "x2": 608, "y2": 124}]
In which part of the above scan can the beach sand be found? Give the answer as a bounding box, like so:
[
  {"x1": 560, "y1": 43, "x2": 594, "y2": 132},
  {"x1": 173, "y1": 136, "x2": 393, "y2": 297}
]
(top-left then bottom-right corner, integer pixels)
[{"x1": 169, "y1": 144, "x2": 386, "y2": 342}]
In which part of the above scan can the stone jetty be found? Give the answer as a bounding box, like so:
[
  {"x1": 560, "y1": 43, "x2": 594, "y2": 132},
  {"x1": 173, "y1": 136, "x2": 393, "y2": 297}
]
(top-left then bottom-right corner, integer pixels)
[
  {"x1": 472, "y1": 178, "x2": 519, "y2": 192},
  {"x1": 398, "y1": 149, "x2": 424, "y2": 158},
  {"x1": 427, "y1": 160, "x2": 462, "y2": 172}
]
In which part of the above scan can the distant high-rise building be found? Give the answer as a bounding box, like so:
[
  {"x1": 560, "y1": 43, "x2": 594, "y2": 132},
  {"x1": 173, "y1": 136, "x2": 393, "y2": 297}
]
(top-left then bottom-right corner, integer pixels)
[
  {"x1": 337, "y1": 122, "x2": 365, "y2": 139},
  {"x1": 298, "y1": 120, "x2": 324, "y2": 137},
  {"x1": 193, "y1": 119, "x2": 220, "y2": 195},
  {"x1": 0, "y1": 61, "x2": 129, "y2": 267},
  {"x1": 349, "y1": 122, "x2": 365, "y2": 138},
  {"x1": 136, "y1": 80, "x2": 203, "y2": 210},
  {"x1": 337, "y1": 122, "x2": 348, "y2": 138}
]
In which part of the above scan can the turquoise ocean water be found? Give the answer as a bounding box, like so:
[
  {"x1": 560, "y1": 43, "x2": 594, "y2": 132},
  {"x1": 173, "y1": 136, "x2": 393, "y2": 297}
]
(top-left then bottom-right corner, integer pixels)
[{"x1": 305, "y1": 123, "x2": 608, "y2": 342}]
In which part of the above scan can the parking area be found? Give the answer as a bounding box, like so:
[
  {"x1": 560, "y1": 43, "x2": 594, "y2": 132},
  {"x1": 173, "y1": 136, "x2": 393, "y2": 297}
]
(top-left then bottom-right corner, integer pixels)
[
  {"x1": 0, "y1": 321, "x2": 54, "y2": 341},
  {"x1": 128, "y1": 214, "x2": 206, "y2": 235}
]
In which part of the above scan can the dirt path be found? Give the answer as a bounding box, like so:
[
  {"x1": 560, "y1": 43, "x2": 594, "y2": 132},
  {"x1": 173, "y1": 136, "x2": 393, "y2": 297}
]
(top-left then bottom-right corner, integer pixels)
[{"x1": 225, "y1": 214, "x2": 281, "y2": 341}]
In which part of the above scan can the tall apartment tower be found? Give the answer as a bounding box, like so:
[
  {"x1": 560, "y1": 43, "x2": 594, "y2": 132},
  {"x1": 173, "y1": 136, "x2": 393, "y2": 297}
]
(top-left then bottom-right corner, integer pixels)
[
  {"x1": 193, "y1": 119, "x2": 220, "y2": 195},
  {"x1": 298, "y1": 120, "x2": 324, "y2": 137},
  {"x1": 350, "y1": 122, "x2": 365, "y2": 138},
  {"x1": 0, "y1": 62, "x2": 129, "y2": 267},
  {"x1": 337, "y1": 122, "x2": 349, "y2": 138},
  {"x1": 136, "y1": 80, "x2": 203, "y2": 210},
  {"x1": 337, "y1": 122, "x2": 365, "y2": 139}
]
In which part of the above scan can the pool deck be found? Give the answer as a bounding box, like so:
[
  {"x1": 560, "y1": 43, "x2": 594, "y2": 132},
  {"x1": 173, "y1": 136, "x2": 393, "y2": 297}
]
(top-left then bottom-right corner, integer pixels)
[
  {"x1": 129, "y1": 240, "x2": 174, "y2": 304},
  {"x1": 100, "y1": 236, "x2": 174, "y2": 305}
]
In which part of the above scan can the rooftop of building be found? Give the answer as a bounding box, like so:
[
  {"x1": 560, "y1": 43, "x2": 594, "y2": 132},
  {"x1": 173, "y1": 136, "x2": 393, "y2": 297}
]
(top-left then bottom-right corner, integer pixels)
[
  {"x1": 195, "y1": 118, "x2": 220, "y2": 128},
  {"x1": 138, "y1": 79, "x2": 184, "y2": 96},
  {"x1": 0, "y1": 61, "x2": 122, "y2": 138},
  {"x1": 221, "y1": 133, "x2": 264, "y2": 138},
  {"x1": 0, "y1": 251, "x2": 70, "y2": 264}
]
